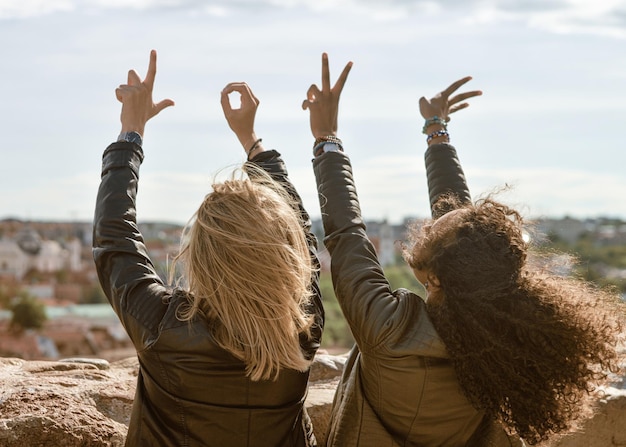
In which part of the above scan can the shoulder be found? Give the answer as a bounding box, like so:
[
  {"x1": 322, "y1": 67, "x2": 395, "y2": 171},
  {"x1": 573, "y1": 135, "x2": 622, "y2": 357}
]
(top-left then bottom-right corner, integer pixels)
[{"x1": 379, "y1": 288, "x2": 448, "y2": 358}]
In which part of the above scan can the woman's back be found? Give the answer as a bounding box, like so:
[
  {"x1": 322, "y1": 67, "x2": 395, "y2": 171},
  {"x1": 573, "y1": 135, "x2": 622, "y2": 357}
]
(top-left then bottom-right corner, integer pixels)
[{"x1": 125, "y1": 291, "x2": 318, "y2": 447}]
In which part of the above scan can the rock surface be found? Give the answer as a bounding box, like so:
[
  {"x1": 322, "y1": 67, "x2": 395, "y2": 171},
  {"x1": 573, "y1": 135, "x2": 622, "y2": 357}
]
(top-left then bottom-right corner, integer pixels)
[{"x1": 0, "y1": 354, "x2": 624, "y2": 447}]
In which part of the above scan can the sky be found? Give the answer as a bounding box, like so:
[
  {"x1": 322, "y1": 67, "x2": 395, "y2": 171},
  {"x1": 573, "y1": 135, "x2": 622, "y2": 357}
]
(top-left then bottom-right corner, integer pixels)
[{"x1": 1, "y1": 0, "x2": 626, "y2": 225}]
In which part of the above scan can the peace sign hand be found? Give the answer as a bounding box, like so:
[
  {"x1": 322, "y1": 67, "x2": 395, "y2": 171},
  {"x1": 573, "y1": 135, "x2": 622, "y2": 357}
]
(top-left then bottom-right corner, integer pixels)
[
  {"x1": 115, "y1": 50, "x2": 175, "y2": 137},
  {"x1": 302, "y1": 53, "x2": 353, "y2": 139}
]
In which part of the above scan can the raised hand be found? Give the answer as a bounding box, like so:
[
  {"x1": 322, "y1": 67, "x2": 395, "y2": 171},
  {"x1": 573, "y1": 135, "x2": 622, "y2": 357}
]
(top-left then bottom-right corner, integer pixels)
[
  {"x1": 419, "y1": 76, "x2": 482, "y2": 122},
  {"x1": 220, "y1": 82, "x2": 261, "y2": 156},
  {"x1": 302, "y1": 53, "x2": 353, "y2": 138},
  {"x1": 115, "y1": 50, "x2": 175, "y2": 137}
]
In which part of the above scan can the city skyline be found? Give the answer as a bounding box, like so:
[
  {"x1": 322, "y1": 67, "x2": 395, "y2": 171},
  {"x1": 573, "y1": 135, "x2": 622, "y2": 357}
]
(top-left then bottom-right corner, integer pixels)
[{"x1": 2, "y1": 1, "x2": 626, "y2": 225}]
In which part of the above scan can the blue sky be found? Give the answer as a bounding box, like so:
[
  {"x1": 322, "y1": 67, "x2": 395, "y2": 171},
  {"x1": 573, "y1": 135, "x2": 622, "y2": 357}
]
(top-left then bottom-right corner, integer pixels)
[{"x1": 1, "y1": 0, "x2": 626, "y2": 224}]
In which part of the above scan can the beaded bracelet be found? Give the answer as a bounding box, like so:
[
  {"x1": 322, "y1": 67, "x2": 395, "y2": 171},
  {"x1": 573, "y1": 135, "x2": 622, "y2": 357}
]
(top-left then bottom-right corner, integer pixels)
[
  {"x1": 422, "y1": 116, "x2": 447, "y2": 134},
  {"x1": 314, "y1": 135, "x2": 343, "y2": 146},
  {"x1": 426, "y1": 130, "x2": 450, "y2": 143}
]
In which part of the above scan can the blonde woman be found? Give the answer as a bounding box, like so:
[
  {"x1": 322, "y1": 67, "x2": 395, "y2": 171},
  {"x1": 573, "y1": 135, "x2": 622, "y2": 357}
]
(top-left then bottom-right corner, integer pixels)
[{"x1": 93, "y1": 51, "x2": 323, "y2": 447}]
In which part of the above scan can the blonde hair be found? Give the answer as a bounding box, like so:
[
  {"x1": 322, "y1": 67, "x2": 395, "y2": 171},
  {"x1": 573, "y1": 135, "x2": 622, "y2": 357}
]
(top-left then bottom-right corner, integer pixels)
[{"x1": 172, "y1": 165, "x2": 315, "y2": 381}]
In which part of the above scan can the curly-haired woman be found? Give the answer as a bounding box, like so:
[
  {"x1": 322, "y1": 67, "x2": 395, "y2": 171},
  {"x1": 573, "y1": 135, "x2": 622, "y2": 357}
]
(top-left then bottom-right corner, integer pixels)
[{"x1": 305, "y1": 54, "x2": 624, "y2": 446}]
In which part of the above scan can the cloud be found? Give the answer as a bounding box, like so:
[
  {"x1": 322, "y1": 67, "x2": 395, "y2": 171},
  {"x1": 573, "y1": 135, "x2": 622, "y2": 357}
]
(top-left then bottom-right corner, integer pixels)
[
  {"x1": 0, "y1": 0, "x2": 74, "y2": 19},
  {"x1": 4, "y1": 0, "x2": 626, "y2": 40}
]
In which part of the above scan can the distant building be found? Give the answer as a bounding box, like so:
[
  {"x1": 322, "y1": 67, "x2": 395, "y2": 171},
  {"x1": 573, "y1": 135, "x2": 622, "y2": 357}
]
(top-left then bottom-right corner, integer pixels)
[
  {"x1": 534, "y1": 217, "x2": 593, "y2": 244},
  {"x1": 0, "y1": 238, "x2": 30, "y2": 279},
  {"x1": 312, "y1": 218, "x2": 417, "y2": 269},
  {"x1": 0, "y1": 226, "x2": 82, "y2": 280}
]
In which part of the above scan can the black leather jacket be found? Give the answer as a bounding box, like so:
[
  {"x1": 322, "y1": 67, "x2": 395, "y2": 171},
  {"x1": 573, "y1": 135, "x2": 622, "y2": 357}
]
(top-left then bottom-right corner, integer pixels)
[{"x1": 93, "y1": 144, "x2": 323, "y2": 447}]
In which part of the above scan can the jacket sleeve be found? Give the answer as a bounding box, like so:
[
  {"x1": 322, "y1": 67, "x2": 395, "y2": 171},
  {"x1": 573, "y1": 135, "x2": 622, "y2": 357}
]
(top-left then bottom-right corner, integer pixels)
[
  {"x1": 313, "y1": 152, "x2": 433, "y2": 352},
  {"x1": 92, "y1": 142, "x2": 169, "y2": 350},
  {"x1": 425, "y1": 143, "x2": 471, "y2": 218},
  {"x1": 248, "y1": 150, "x2": 324, "y2": 358}
]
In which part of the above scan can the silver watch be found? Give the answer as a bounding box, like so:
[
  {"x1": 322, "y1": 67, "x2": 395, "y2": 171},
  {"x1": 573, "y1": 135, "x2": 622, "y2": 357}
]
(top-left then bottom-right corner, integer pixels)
[
  {"x1": 322, "y1": 142, "x2": 341, "y2": 153},
  {"x1": 117, "y1": 131, "x2": 143, "y2": 147}
]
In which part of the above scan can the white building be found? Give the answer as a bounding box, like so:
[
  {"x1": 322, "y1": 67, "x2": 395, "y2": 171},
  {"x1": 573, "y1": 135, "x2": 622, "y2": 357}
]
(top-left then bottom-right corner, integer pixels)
[{"x1": 0, "y1": 227, "x2": 83, "y2": 280}]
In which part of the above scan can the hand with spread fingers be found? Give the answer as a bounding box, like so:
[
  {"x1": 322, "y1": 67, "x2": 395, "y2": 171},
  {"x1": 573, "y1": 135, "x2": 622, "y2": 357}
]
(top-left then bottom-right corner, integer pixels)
[
  {"x1": 419, "y1": 76, "x2": 482, "y2": 122},
  {"x1": 302, "y1": 52, "x2": 353, "y2": 140},
  {"x1": 115, "y1": 49, "x2": 175, "y2": 138},
  {"x1": 220, "y1": 82, "x2": 265, "y2": 159},
  {"x1": 420, "y1": 76, "x2": 482, "y2": 145}
]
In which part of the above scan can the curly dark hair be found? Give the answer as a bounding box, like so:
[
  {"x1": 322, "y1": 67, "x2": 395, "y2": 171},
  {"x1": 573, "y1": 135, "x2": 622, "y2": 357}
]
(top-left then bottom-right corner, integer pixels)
[{"x1": 404, "y1": 195, "x2": 625, "y2": 444}]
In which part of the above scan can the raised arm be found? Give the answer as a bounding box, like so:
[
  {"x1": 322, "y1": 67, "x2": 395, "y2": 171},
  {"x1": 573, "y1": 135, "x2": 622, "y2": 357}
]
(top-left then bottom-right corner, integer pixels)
[
  {"x1": 116, "y1": 49, "x2": 175, "y2": 138},
  {"x1": 309, "y1": 54, "x2": 426, "y2": 350},
  {"x1": 221, "y1": 81, "x2": 324, "y2": 350},
  {"x1": 420, "y1": 77, "x2": 481, "y2": 217},
  {"x1": 220, "y1": 82, "x2": 311, "y2": 227},
  {"x1": 221, "y1": 82, "x2": 266, "y2": 160},
  {"x1": 93, "y1": 50, "x2": 174, "y2": 347}
]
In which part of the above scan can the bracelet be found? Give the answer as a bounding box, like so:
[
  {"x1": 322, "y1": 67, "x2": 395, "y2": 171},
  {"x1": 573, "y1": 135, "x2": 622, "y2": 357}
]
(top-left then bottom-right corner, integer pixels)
[
  {"x1": 426, "y1": 130, "x2": 450, "y2": 143},
  {"x1": 247, "y1": 138, "x2": 262, "y2": 158},
  {"x1": 313, "y1": 136, "x2": 343, "y2": 156},
  {"x1": 422, "y1": 116, "x2": 447, "y2": 134},
  {"x1": 314, "y1": 135, "x2": 343, "y2": 147},
  {"x1": 248, "y1": 138, "x2": 262, "y2": 153}
]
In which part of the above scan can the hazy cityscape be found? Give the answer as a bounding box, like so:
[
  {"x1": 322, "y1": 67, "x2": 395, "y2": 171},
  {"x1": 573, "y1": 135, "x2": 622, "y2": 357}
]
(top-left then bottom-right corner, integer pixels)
[{"x1": 1, "y1": 214, "x2": 626, "y2": 361}]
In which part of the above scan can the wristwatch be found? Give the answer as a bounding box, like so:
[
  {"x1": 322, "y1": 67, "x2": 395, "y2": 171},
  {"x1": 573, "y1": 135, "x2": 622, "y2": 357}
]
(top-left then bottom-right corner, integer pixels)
[
  {"x1": 314, "y1": 142, "x2": 343, "y2": 157},
  {"x1": 321, "y1": 142, "x2": 341, "y2": 153},
  {"x1": 117, "y1": 131, "x2": 143, "y2": 147}
]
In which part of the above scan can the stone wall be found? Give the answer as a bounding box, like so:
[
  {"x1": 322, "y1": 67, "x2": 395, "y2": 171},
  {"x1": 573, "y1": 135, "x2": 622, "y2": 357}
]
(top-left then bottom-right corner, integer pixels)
[{"x1": 0, "y1": 354, "x2": 624, "y2": 447}]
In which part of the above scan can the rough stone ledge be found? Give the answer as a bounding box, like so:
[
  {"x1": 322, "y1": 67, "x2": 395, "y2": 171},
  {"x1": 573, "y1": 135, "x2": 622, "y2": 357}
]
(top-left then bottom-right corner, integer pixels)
[{"x1": 0, "y1": 355, "x2": 623, "y2": 447}]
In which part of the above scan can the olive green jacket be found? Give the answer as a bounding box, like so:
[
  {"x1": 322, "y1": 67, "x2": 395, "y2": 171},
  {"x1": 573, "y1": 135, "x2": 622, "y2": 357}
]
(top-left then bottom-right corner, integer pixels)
[{"x1": 313, "y1": 144, "x2": 523, "y2": 446}]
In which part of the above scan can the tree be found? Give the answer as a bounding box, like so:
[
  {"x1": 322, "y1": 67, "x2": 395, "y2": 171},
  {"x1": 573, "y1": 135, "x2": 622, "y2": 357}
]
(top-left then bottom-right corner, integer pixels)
[
  {"x1": 10, "y1": 293, "x2": 47, "y2": 332},
  {"x1": 81, "y1": 284, "x2": 108, "y2": 304}
]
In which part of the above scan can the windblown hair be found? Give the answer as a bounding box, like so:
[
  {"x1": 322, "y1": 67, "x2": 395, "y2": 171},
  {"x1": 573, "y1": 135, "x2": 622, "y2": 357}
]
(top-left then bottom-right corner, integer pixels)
[
  {"x1": 404, "y1": 194, "x2": 625, "y2": 444},
  {"x1": 172, "y1": 165, "x2": 315, "y2": 382}
]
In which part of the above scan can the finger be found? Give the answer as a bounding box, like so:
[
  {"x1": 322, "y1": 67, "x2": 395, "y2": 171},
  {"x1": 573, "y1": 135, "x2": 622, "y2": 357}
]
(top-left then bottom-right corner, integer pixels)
[
  {"x1": 321, "y1": 53, "x2": 330, "y2": 93},
  {"x1": 222, "y1": 82, "x2": 248, "y2": 95},
  {"x1": 144, "y1": 49, "x2": 157, "y2": 89},
  {"x1": 332, "y1": 61, "x2": 353, "y2": 95},
  {"x1": 115, "y1": 85, "x2": 132, "y2": 102},
  {"x1": 220, "y1": 89, "x2": 234, "y2": 114},
  {"x1": 127, "y1": 70, "x2": 142, "y2": 86},
  {"x1": 222, "y1": 82, "x2": 242, "y2": 95},
  {"x1": 154, "y1": 98, "x2": 175, "y2": 115},
  {"x1": 239, "y1": 83, "x2": 257, "y2": 107},
  {"x1": 449, "y1": 90, "x2": 482, "y2": 105},
  {"x1": 249, "y1": 87, "x2": 260, "y2": 106},
  {"x1": 307, "y1": 84, "x2": 321, "y2": 102},
  {"x1": 448, "y1": 103, "x2": 470, "y2": 115},
  {"x1": 302, "y1": 99, "x2": 311, "y2": 110},
  {"x1": 418, "y1": 96, "x2": 429, "y2": 111},
  {"x1": 442, "y1": 76, "x2": 473, "y2": 98}
]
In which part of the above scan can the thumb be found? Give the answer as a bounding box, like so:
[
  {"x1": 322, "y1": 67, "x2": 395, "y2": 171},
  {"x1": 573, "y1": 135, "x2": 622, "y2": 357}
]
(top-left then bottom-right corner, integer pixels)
[
  {"x1": 154, "y1": 99, "x2": 175, "y2": 115},
  {"x1": 418, "y1": 96, "x2": 431, "y2": 118}
]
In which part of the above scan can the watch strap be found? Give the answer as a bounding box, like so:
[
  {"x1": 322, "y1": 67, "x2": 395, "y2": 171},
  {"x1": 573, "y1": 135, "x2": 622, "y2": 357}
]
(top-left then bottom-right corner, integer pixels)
[{"x1": 117, "y1": 131, "x2": 143, "y2": 147}]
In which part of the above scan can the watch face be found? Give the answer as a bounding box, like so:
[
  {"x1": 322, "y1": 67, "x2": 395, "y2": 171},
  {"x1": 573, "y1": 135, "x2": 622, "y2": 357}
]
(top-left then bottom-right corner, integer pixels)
[
  {"x1": 119, "y1": 132, "x2": 142, "y2": 146},
  {"x1": 323, "y1": 142, "x2": 340, "y2": 152}
]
